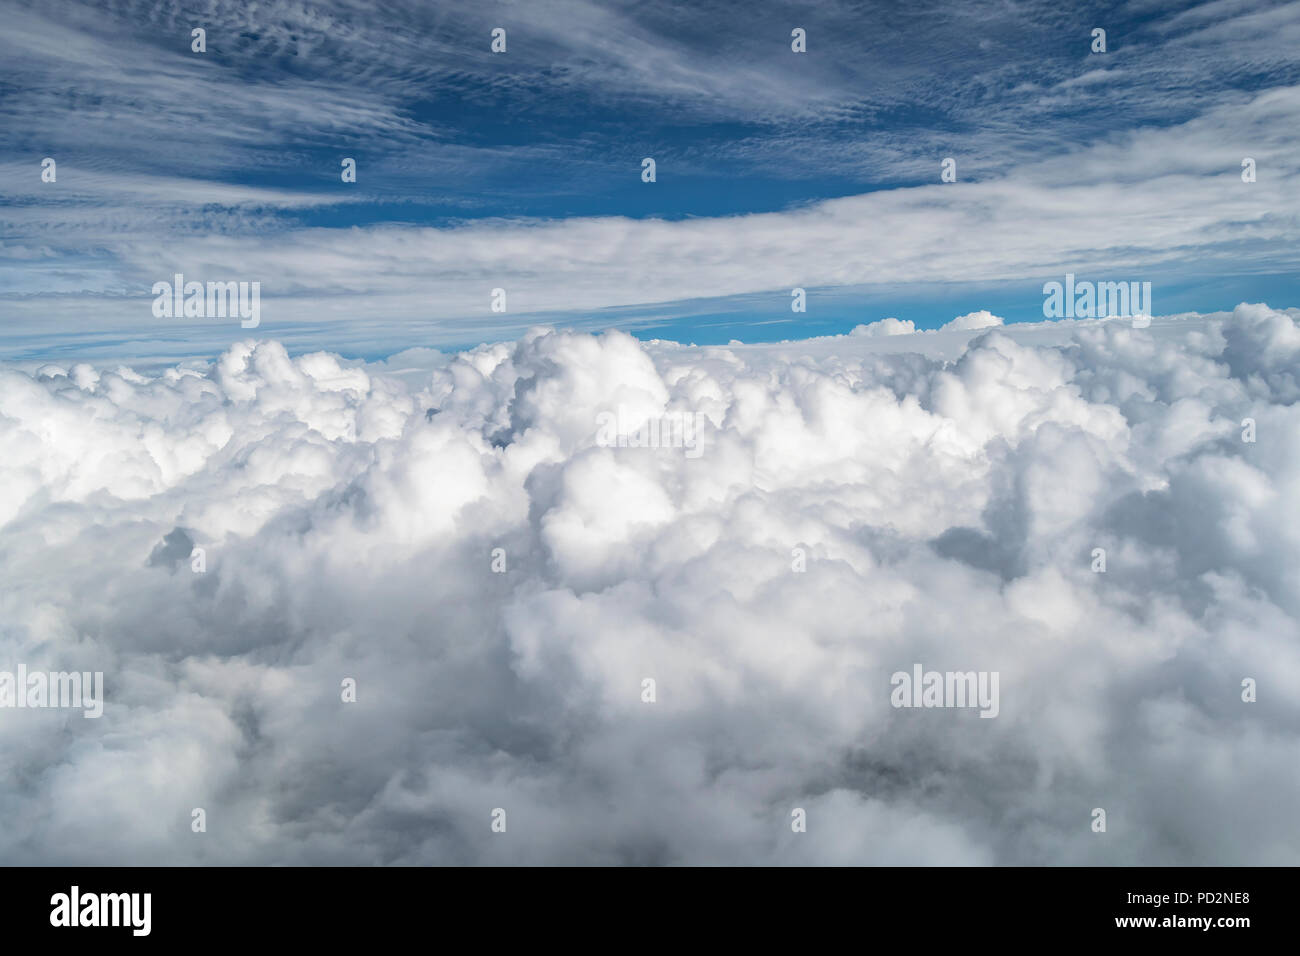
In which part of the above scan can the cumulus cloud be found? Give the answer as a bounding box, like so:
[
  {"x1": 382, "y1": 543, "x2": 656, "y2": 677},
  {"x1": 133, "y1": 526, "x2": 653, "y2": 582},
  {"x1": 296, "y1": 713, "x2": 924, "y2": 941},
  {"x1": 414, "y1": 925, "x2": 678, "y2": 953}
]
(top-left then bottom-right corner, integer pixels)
[
  {"x1": 1, "y1": 305, "x2": 1298, "y2": 865},
  {"x1": 851, "y1": 317, "x2": 916, "y2": 337},
  {"x1": 942, "y1": 310, "x2": 1004, "y2": 332}
]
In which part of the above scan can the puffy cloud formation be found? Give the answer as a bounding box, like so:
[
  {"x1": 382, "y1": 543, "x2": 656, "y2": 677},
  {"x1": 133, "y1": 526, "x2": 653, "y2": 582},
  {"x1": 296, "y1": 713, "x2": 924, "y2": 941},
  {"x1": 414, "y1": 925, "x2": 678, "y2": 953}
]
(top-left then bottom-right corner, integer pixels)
[
  {"x1": 851, "y1": 316, "x2": 917, "y2": 337},
  {"x1": 942, "y1": 310, "x2": 1004, "y2": 332},
  {"x1": 849, "y1": 311, "x2": 1004, "y2": 340},
  {"x1": 1, "y1": 305, "x2": 1298, "y2": 865}
]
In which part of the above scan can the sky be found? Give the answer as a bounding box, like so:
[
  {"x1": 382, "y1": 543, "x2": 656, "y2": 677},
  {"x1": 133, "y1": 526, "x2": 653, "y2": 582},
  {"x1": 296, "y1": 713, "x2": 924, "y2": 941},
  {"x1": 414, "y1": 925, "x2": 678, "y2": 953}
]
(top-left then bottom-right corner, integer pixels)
[
  {"x1": 2, "y1": 0, "x2": 1299, "y2": 362},
  {"x1": 1, "y1": 1, "x2": 1299, "y2": 867}
]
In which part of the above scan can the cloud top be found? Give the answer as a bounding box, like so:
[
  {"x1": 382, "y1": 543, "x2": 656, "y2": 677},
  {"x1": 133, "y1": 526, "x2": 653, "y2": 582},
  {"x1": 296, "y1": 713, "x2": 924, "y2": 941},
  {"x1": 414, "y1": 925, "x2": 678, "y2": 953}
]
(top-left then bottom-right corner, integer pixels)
[{"x1": 1, "y1": 305, "x2": 1297, "y2": 864}]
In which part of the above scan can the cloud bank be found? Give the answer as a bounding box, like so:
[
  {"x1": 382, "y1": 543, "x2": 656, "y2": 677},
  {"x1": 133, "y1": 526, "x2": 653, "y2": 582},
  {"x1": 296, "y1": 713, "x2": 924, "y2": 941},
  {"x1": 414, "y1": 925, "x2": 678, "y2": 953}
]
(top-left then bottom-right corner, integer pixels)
[{"x1": 1, "y1": 304, "x2": 1297, "y2": 864}]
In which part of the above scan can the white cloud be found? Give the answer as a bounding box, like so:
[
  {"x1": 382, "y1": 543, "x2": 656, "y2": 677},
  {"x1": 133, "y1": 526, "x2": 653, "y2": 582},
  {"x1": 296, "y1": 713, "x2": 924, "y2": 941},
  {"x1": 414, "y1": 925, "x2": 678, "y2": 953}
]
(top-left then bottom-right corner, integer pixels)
[
  {"x1": 1, "y1": 304, "x2": 1297, "y2": 863},
  {"x1": 851, "y1": 317, "x2": 916, "y2": 337},
  {"x1": 8, "y1": 80, "x2": 1295, "y2": 355},
  {"x1": 941, "y1": 310, "x2": 1004, "y2": 332}
]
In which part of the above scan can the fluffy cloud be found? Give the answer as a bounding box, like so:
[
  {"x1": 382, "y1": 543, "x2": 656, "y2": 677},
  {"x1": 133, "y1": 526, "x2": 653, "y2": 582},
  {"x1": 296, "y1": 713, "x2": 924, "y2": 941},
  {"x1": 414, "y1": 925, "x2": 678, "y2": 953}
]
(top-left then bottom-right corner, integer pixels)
[
  {"x1": 1, "y1": 305, "x2": 1297, "y2": 864},
  {"x1": 942, "y1": 310, "x2": 1004, "y2": 332},
  {"x1": 851, "y1": 317, "x2": 916, "y2": 337}
]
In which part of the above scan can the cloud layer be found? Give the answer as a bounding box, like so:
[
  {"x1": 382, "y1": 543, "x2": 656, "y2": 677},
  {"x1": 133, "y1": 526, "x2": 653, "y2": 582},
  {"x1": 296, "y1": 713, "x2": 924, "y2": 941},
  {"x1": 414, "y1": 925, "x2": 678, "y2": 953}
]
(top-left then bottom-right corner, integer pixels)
[
  {"x1": 1, "y1": 305, "x2": 1298, "y2": 864},
  {"x1": 4, "y1": 0, "x2": 1299, "y2": 355}
]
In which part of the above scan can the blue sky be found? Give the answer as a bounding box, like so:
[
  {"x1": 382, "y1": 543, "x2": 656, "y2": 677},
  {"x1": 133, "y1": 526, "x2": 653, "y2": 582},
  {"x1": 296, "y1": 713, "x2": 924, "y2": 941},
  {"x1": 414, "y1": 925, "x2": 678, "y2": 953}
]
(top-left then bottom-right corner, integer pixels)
[{"x1": 2, "y1": 0, "x2": 1299, "y2": 361}]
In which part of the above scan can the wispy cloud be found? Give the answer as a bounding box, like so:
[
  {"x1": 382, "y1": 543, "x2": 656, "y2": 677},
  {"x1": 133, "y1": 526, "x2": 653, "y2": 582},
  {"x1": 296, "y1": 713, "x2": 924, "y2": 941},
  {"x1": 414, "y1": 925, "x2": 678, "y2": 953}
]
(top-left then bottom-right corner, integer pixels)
[{"x1": 2, "y1": 0, "x2": 1299, "y2": 357}]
